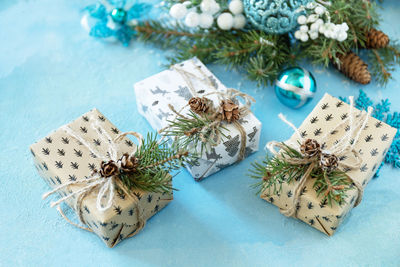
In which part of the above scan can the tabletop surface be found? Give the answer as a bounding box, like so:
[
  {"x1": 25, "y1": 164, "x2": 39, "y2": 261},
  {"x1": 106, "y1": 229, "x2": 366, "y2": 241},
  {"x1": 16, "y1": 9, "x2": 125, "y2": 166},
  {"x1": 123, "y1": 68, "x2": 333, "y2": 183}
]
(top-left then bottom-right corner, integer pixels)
[{"x1": 1, "y1": 0, "x2": 399, "y2": 266}]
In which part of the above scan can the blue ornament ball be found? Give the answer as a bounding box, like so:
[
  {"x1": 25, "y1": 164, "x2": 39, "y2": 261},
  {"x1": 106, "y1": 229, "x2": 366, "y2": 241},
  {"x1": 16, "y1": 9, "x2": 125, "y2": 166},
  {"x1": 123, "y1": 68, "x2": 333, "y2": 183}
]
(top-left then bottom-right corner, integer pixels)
[
  {"x1": 274, "y1": 67, "x2": 317, "y2": 109},
  {"x1": 243, "y1": 0, "x2": 310, "y2": 34}
]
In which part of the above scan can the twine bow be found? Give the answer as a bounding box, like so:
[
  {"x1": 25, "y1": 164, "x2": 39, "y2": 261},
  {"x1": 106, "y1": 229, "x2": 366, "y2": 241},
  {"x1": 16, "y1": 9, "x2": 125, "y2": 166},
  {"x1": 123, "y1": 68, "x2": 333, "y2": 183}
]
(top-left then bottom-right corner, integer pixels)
[
  {"x1": 266, "y1": 96, "x2": 373, "y2": 218},
  {"x1": 161, "y1": 60, "x2": 255, "y2": 164},
  {"x1": 42, "y1": 116, "x2": 147, "y2": 236}
]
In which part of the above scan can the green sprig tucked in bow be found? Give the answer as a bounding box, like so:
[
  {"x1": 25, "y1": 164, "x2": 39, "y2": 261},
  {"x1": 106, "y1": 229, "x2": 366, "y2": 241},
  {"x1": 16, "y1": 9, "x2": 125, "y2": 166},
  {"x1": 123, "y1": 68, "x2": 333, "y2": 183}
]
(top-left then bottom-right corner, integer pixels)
[{"x1": 249, "y1": 143, "x2": 352, "y2": 207}]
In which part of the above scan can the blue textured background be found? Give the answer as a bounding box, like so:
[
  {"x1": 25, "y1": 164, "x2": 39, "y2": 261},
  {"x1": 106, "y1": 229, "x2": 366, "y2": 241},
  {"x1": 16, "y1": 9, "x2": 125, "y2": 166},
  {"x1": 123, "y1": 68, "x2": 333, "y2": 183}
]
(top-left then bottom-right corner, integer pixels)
[{"x1": 1, "y1": 1, "x2": 399, "y2": 266}]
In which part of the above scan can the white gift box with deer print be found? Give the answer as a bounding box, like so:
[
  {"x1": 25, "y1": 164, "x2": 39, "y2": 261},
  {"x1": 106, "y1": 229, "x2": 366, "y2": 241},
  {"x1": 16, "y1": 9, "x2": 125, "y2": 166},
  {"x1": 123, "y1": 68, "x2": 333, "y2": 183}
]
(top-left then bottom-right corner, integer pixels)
[{"x1": 134, "y1": 58, "x2": 262, "y2": 180}]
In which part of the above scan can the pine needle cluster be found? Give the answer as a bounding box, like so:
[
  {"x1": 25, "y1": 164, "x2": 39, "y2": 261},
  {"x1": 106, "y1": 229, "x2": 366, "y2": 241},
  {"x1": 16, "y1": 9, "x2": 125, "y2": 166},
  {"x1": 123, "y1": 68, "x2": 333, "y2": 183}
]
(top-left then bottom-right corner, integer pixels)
[
  {"x1": 134, "y1": 0, "x2": 400, "y2": 86},
  {"x1": 117, "y1": 133, "x2": 192, "y2": 194},
  {"x1": 162, "y1": 110, "x2": 228, "y2": 155},
  {"x1": 249, "y1": 143, "x2": 352, "y2": 207}
]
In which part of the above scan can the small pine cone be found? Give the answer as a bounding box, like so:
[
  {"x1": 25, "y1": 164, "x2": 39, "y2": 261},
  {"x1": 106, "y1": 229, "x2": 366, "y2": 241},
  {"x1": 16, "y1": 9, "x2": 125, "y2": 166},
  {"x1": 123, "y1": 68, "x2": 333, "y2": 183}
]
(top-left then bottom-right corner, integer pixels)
[
  {"x1": 320, "y1": 153, "x2": 339, "y2": 172},
  {"x1": 220, "y1": 99, "x2": 240, "y2": 123},
  {"x1": 336, "y1": 52, "x2": 371, "y2": 84},
  {"x1": 300, "y1": 139, "x2": 321, "y2": 158},
  {"x1": 119, "y1": 153, "x2": 139, "y2": 173},
  {"x1": 366, "y1": 28, "x2": 389, "y2": 49},
  {"x1": 189, "y1": 97, "x2": 211, "y2": 114},
  {"x1": 100, "y1": 160, "x2": 119, "y2": 177}
]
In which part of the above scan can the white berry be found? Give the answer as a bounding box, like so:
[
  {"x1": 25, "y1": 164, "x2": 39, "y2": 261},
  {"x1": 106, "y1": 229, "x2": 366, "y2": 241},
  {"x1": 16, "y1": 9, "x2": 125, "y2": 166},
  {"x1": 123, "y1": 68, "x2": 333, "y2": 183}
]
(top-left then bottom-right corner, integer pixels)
[
  {"x1": 229, "y1": 0, "x2": 244, "y2": 15},
  {"x1": 199, "y1": 13, "x2": 214, "y2": 29},
  {"x1": 201, "y1": 0, "x2": 220, "y2": 15},
  {"x1": 306, "y1": 2, "x2": 316, "y2": 9},
  {"x1": 307, "y1": 14, "x2": 319, "y2": 23},
  {"x1": 315, "y1": 18, "x2": 324, "y2": 25},
  {"x1": 217, "y1": 12, "x2": 234, "y2": 30},
  {"x1": 300, "y1": 33, "x2": 309, "y2": 42},
  {"x1": 185, "y1": 11, "x2": 200, "y2": 27},
  {"x1": 297, "y1": 15, "x2": 307, "y2": 25},
  {"x1": 314, "y1": 6, "x2": 325, "y2": 15},
  {"x1": 310, "y1": 22, "x2": 319, "y2": 32},
  {"x1": 169, "y1": 3, "x2": 188, "y2": 19},
  {"x1": 341, "y1": 22, "x2": 349, "y2": 32},
  {"x1": 233, "y1": 14, "x2": 246, "y2": 29},
  {"x1": 309, "y1": 31, "x2": 319, "y2": 40},
  {"x1": 294, "y1": 30, "x2": 302, "y2": 39},
  {"x1": 300, "y1": 25, "x2": 309, "y2": 32},
  {"x1": 337, "y1": 31, "x2": 348, "y2": 42}
]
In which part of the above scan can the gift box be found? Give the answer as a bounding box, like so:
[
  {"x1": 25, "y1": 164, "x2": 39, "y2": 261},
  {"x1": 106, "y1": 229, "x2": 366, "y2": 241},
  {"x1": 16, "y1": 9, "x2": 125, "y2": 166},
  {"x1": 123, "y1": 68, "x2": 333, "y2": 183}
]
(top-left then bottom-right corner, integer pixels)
[
  {"x1": 259, "y1": 93, "x2": 397, "y2": 235},
  {"x1": 134, "y1": 57, "x2": 262, "y2": 180},
  {"x1": 30, "y1": 109, "x2": 173, "y2": 247}
]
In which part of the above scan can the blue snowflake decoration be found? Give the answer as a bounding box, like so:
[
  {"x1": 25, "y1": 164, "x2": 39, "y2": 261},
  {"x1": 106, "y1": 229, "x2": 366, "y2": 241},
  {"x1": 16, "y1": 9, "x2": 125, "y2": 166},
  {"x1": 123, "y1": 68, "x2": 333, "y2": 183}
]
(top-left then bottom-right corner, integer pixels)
[
  {"x1": 243, "y1": 0, "x2": 311, "y2": 34},
  {"x1": 340, "y1": 90, "x2": 400, "y2": 177},
  {"x1": 82, "y1": 0, "x2": 152, "y2": 46}
]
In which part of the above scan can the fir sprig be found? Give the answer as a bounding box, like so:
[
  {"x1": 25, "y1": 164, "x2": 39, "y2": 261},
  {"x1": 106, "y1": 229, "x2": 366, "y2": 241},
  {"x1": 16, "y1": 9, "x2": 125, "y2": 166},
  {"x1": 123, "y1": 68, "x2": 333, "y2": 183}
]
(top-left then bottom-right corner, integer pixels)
[
  {"x1": 249, "y1": 143, "x2": 352, "y2": 206},
  {"x1": 117, "y1": 133, "x2": 191, "y2": 194},
  {"x1": 162, "y1": 110, "x2": 228, "y2": 155}
]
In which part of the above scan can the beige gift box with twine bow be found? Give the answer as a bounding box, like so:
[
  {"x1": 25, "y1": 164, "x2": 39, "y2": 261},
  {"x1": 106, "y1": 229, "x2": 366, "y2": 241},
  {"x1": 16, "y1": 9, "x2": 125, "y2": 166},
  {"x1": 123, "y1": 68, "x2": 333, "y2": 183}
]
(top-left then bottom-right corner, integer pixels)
[
  {"x1": 30, "y1": 109, "x2": 172, "y2": 247},
  {"x1": 261, "y1": 93, "x2": 397, "y2": 235},
  {"x1": 134, "y1": 58, "x2": 262, "y2": 181}
]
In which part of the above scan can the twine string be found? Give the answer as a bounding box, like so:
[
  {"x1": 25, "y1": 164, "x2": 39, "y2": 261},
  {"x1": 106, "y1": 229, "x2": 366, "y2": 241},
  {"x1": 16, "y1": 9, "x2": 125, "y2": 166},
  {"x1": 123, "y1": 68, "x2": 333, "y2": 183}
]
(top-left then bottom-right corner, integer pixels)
[
  {"x1": 162, "y1": 59, "x2": 255, "y2": 162},
  {"x1": 266, "y1": 97, "x2": 372, "y2": 217},
  {"x1": 42, "y1": 118, "x2": 146, "y2": 237}
]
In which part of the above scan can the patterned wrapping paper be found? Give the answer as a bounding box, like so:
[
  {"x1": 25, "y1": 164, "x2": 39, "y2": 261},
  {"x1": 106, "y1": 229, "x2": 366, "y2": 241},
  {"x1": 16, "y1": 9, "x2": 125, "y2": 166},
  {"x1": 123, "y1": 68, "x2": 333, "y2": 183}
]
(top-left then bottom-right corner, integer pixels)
[
  {"x1": 261, "y1": 93, "x2": 397, "y2": 235},
  {"x1": 30, "y1": 109, "x2": 172, "y2": 247},
  {"x1": 134, "y1": 58, "x2": 262, "y2": 180}
]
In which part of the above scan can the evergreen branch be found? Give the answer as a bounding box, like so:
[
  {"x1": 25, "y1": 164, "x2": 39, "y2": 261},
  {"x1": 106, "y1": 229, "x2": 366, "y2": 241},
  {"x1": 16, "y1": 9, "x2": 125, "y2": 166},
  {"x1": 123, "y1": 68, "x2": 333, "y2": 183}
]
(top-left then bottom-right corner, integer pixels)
[
  {"x1": 249, "y1": 143, "x2": 352, "y2": 206},
  {"x1": 117, "y1": 133, "x2": 192, "y2": 194}
]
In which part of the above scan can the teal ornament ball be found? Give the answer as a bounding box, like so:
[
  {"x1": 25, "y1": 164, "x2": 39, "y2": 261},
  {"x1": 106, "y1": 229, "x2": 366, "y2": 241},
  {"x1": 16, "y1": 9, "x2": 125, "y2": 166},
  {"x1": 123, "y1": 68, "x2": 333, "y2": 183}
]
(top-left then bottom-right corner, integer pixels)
[
  {"x1": 243, "y1": 0, "x2": 310, "y2": 34},
  {"x1": 111, "y1": 8, "x2": 127, "y2": 23},
  {"x1": 275, "y1": 67, "x2": 316, "y2": 109}
]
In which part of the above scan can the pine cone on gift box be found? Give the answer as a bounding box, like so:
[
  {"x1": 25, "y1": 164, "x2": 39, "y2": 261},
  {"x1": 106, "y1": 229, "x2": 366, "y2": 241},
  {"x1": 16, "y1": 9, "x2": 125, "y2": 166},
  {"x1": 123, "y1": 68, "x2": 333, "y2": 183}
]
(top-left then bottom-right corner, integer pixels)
[
  {"x1": 366, "y1": 28, "x2": 389, "y2": 49},
  {"x1": 119, "y1": 153, "x2": 139, "y2": 173},
  {"x1": 335, "y1": 52, "x2": 371, "y2": 85},
  {"x1": 300, "y1": 139, "x2": 321, "y2": 158},
  {"x1": 220, "y1": 99, "x2": 240, "y2": 123},
  {"x1": 320, "y1": 153, "x2": 339, "y2": 172},
  {"x1": 189, "y1": 97, "x2": 211, "y2": 114},
  {"x1": 99, "y1": 160, "x2": 119, "y2": 177}
]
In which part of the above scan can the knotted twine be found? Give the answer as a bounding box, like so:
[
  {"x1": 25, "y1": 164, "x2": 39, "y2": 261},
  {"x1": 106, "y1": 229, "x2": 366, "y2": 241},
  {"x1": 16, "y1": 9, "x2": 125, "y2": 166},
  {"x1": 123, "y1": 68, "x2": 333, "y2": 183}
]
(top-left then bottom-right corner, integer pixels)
[
  {"x1": 160, "y1": 60, "x2": 255, "y2": 162},
  {"x1": 266, "y1": 96, "x2": 373, "y2": 218},
  {"x1": 42, "y1": 116, "x2": 150, "y2": 238}
]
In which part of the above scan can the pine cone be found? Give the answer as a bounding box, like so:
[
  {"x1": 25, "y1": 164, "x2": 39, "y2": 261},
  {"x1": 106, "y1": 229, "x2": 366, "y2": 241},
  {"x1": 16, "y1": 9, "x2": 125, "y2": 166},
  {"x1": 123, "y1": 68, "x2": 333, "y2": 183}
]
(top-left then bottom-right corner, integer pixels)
[
  {"x1": 300, "y1": 139, "x2": 321, "y2": 158},
  {"x1": 220, "y1": 99, "x2": 240, "y2": 123},
  {"x1": 320, "y1": 153, "x2": 339, "y2": 172},
  {"x1": 335, "y1": 52, "x2": 371, "y2": 84},
  {"x1": 119, "y1": 153, "x2": 139, "y2": 173},
  {"x1": 100, "y1": 160, "x2": 119, "y2": 177},
  {"x1": 366, "y1": 28, "x2": 389, "y2": 49},
  {"x1": 189, "y1": 97, "x2": 211, "y2": 114}
]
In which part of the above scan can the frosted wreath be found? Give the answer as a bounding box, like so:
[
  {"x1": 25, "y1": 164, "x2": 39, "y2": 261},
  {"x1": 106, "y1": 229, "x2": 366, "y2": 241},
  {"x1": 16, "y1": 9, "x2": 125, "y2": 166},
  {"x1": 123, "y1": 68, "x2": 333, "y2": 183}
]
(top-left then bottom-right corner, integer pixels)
[
  {"x1": 160, "y1": 61, "x2": 255, "y2": 162},
  {"x1": 42, "y1": 116, "x2": 146, "y2": 232},
  {"x1": 266, "y1": 96, "x2": 373, "y2": 217}
]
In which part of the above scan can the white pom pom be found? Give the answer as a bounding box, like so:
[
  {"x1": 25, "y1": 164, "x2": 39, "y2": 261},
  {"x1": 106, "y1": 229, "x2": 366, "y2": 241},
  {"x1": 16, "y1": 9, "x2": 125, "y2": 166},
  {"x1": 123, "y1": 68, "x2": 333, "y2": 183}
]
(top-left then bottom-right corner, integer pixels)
[
  {"x1": 315, "y1": 18, "x2": 324, "y2": 25},
  {"x1": 337, "y1": 31, "x2": 348, "y2": 42},
  {"x1": 169, "y1": 3, "x2": 188, "y2": 19},
  {"x1": 201, "y1": 0, "x2": 220, "y2": 15},
  {"x1": 217, "y1": 12, "x2": 234, "y2": 30},
  {"x1": 199, "y1": 13, "x2": 214, "y2": 29},
  {"x1": 341, "y1": 22, "x2": 349, "y2": 32},
  {"x1": 229, "y1": 0, "x2": 244, "y2": 15},
  {"x1": 233, "y1": 14, "x2": 246, "y2": 29},
  {"x1": 294, "y1": 30, "x2": 302, "y2": 40},
  {"x1": 310, "y1": 22, "x2": 319, "y2": 32},
  {"x1": 297, "y1": 15, "x2": 307, "y2": 25},
  {"x1": 309, "y1": 31, "x2": 319, "y2": 40},
  {"x1": 300, "y1": 33, "x2": 309, "y2": 42},
  {"x1": 307, "y1": 14, "x2": 318, "y2": 23},
  {"x1": 314, "y1": 6, "x2": 325, "y2": 15},
  {"x1": 185, "y1": 11, "x2": 200, "y2": 27},
  {"x1": 319, "y1": 24, "x2": 326, "y2": 34},
  {"x1": 300, "y1": 25, "x2": 309, "y2": 33},
  {"x1": 324, "y1": 30, "x2": 332, "y2": 38}
]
